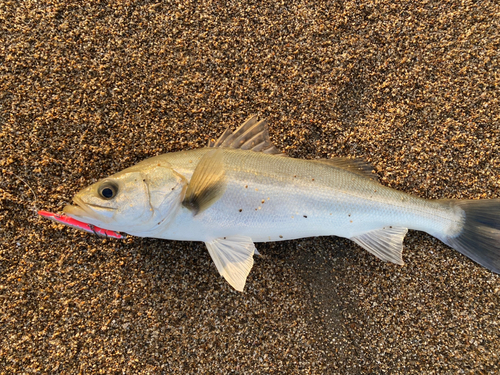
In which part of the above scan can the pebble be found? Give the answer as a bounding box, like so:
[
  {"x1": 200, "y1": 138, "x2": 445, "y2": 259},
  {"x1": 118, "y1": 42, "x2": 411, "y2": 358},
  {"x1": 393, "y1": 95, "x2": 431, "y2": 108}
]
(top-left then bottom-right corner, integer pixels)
[{"x1": 1, "y1": 0, "x2": 499, "y2": 373}]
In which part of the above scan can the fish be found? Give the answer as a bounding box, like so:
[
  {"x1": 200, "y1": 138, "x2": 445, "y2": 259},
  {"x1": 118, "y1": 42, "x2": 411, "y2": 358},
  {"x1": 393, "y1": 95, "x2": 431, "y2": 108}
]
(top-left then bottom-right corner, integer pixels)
[{"x1": 50, "y1": 115, "x2": 500, "y2": 291}]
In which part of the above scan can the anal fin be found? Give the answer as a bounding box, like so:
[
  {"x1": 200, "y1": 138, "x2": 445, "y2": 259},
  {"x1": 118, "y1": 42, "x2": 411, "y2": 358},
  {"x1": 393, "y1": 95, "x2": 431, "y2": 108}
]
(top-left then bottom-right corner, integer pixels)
[
  {"x1": 205, "y1": 236, "x2": 257, "y2": 291},
  {"x1": 351, "y1": 226, "x2": 408, "y2": 265}
]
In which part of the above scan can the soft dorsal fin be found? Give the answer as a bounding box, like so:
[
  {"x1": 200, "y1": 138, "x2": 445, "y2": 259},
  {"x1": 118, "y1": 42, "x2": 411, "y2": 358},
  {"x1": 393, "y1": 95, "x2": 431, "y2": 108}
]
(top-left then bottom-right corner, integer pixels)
[
  {"x1": 182, "y1": 149, "x2": 226, "y2": 215},
  {"x1": 207, "y1": 115, "x2": 285, "y2": 155},
  {"x1": 351, "y1": 226, "x2": 408, "y2": 265},
  {"x1": 314, "y1": 157, "x2": 379, "y2": 181}
]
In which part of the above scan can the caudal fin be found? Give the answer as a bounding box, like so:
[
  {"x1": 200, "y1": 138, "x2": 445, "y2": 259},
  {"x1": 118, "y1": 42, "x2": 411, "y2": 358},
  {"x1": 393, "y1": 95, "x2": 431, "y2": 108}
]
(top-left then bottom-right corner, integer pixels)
[{"x1": 442, "y1": 199, "x2": 500, "y2": 273}]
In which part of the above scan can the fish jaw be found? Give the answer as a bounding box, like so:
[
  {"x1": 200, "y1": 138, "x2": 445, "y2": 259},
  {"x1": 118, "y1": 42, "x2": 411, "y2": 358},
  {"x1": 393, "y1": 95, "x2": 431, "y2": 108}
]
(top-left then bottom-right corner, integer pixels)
[
  {"x1": 63, "y1": 195, "x2": 117, "y2": 224},
  {"x1": 62, "y1": 203, "x2": 93, "y2": 221}
]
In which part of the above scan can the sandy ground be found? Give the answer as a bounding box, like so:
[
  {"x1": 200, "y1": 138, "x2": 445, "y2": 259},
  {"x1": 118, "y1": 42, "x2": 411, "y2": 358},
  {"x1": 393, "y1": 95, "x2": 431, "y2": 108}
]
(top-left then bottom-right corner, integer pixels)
[{"x1": 1, "y1": 0, "x2": 499, "y2": 373}]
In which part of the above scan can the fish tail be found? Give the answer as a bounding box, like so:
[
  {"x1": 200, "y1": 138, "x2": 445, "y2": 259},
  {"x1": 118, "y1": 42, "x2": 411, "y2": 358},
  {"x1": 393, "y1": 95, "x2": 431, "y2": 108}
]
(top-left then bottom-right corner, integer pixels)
[{"x1": 441, "y1": 199, "x2": 500, "y2": 273}]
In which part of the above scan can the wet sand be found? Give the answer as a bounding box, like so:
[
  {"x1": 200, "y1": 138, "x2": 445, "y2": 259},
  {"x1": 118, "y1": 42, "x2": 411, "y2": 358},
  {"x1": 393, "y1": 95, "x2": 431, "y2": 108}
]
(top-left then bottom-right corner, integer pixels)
[{"x1": 1, "y1": 0, "x2": 499, "y2": 373}]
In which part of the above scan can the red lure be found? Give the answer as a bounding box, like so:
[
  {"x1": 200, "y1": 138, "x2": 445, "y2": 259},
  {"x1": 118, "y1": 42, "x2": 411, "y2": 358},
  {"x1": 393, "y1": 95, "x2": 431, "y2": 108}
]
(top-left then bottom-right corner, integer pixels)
[{"x1": 38, "y1": 210, "x2": 124, "y2": 239}]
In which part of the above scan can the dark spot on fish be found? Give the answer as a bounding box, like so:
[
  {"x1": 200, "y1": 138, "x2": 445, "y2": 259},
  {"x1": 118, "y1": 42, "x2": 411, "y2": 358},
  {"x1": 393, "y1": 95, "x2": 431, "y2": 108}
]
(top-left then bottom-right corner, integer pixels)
[
  {"x1": 143, "y1": 179, "x2": 146, "y2": 182},
  {"x1": 350, "y1": 220, "x2": 353, "y2": 223},
  {"x1": 312, "y1": 178, "x2": 315, "y2": 181},
  {"x1": 239, "y1": 209, "x2": 242, "y2": 212},
  {"x1": 245, "y1": 185, "x2": 248, "y2": 188},
  {"x1": 261, "y1": 200, "x2": 265, "y2": 204},
  {"x1": 390, "y1": 226, "x2": 393, "y2": 228},
  {"x1": 279, "y1": 235, "x2": 283, "y2": 238},
  {"x1": 224, "y1": 237, "x2": 226, "y2": 239},
  {"x1": 303, "y1": 215, "x2": 307, "y2": 218},
  {"x1": 348, "y1": 214, "x2": 351, "y2": 217}
]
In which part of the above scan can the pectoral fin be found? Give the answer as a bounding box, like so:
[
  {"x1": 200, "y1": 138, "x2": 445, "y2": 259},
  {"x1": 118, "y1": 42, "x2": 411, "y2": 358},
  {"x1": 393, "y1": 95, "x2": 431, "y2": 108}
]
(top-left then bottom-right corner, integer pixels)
[
  {"x1": 351, "y1": 226, "x2": 408, "y2": 265},
  {"x1": 182, "y1": 149, "x2": 226, "y2": 215},
  {"x1": 205, "y1": 236, "x2": 257, "y2": 291}
]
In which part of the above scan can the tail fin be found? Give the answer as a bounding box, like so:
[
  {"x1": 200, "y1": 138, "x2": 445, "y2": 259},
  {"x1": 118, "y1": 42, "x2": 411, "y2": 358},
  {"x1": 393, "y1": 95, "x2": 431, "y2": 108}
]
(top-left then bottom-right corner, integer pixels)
[{"x1": 442, "y1": 199, "x2": 500, "y2": 273}]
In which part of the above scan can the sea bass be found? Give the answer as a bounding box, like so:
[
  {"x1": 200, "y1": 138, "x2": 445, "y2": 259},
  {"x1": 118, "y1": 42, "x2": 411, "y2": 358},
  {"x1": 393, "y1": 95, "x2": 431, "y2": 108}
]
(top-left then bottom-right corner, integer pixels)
[{"x1": 58, "y1": 116, "x2": 500, "y2": 291}]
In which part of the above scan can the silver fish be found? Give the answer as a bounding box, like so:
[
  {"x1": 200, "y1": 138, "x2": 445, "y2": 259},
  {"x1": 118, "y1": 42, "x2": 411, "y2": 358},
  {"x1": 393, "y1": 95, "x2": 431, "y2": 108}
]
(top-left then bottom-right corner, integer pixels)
[{"x1": 63, "y1": 116, "x2": 500, "y2": 291}]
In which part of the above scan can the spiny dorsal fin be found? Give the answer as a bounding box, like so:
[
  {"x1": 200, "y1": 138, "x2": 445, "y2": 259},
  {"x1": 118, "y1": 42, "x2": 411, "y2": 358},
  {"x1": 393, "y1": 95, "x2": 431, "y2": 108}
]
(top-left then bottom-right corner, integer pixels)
[
  {"x1": 182, "y1": 149, "x2": 226, "y2": 215},
  {"x1": 207, "y1": 115, "x2": 285, "y2": 156},
  {"x1": 314, "y1": 157, "x2": 379, "y2": 182},
  {"x1": 351, "y1": 226, "x2": 408, "y2": 265}
]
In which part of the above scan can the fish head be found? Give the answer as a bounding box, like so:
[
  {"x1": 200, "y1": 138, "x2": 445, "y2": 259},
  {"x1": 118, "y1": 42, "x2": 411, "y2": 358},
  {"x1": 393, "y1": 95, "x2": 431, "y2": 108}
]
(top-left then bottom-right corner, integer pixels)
[{"x1": 63, "y1": 163, "x2": 187, "y2": 234}]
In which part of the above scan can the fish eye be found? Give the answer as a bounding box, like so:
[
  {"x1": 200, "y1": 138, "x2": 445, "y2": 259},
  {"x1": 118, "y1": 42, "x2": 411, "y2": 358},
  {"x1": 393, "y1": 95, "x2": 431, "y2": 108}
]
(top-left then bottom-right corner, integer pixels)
[{"x1": 98, "y1": 181, "x2": 118, "y2": 200}]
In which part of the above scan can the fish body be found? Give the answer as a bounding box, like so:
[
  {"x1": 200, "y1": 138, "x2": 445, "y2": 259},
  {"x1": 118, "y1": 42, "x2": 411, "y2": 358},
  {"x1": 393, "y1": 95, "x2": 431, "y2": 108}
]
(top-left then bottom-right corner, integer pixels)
[
  {"x1": 60, "y1": 116, "x2": 500, "y2": 290},
  {"x1": 133, "y1": 148, "x2": 459, "y2": 244}
]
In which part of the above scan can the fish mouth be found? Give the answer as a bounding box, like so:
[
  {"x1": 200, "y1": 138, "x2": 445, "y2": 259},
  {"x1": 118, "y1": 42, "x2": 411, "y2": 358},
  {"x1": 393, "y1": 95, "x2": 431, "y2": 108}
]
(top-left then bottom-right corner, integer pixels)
[{"x1": 63, "y1": 196, "x2": 116, "y2": 223}]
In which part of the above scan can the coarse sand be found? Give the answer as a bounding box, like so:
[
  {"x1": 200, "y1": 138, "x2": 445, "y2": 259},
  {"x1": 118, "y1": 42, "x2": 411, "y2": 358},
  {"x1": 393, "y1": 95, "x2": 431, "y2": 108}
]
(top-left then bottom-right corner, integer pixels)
[{"x1": 1, "y1": 0, "x2": 499, "y2": 373}]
